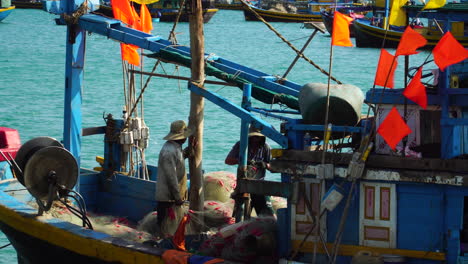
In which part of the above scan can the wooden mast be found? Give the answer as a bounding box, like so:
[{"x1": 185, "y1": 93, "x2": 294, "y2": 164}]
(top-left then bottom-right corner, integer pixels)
[{"x1": 188, "y1": 0, "x2": 205, "y2": 230}]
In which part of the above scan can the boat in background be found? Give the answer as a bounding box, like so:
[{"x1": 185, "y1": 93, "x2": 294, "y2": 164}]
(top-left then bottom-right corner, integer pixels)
[
  {"x1": 214, "y1": 0, "x2": 242, "y2": 10},
  {"x1": 148, "y1": 0, "x2": 218, "y2": 23},
  {"x1": 0, "y1": 0, "x2": 15, "y2": 21},
  {"x1": 319, "y1": 5, "x2": 371, "y2": 37},
  {"x1": 11, "y1": 0, "x2": 41, "y2": 9},
  {"x1": 353, "y1": 3, "x2": 468, "y2": 49},
  {"x1": 243, "y1": 1, "x2": 324, "y2": 22}
]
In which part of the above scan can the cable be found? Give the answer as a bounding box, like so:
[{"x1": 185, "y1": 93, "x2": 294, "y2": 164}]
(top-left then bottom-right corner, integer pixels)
[{"x1": 0, "y1": 243, "x2": 11, "y2": 250}]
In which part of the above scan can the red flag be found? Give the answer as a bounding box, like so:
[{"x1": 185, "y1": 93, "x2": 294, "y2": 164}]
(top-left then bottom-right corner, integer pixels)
[
  {"x1": 331, "y1": 11, "x2": 353, "y2": 47},
  {"x1": 111, "y1": 0, "x2": 135, "y2": 25},
  {"x1": 432, "y1": 31, "x2": 468, "y2": 71},
  {"x1": 377, "y1": 107, "x2": 412, "y2": 150},
  {"x1": 403, "y1": 67, "x2": 427, "y2": 109},
  {"x1": 121, "y1": 43, "x2": 140, "y2": 66},
  {"x1": 395, "y1": 26, "x2": 427, "y2": 56},
  {"x1": 140, "y1": 4, "x2": 153, "y2": 33},
  {"x1": 172, "y1": 214, "x2": 190, "y2": 251},
  {"x1": 374, "y1": 49, "x2": 398, "y2": 88}
]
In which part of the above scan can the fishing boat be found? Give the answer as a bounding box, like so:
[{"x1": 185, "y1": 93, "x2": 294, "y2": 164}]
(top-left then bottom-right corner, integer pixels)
[
  {"x1": 2, "y1": 0, "x2": 468, "y2": 262},
  {"x1": 0, "y1": 0, "x2": 14, "y2": 21},
  {"x1": 0, "y1": 5, "x2": 14, "y2": 21},
  {"x1": 353, "y1": 3, "x2": 468, "y2": 49},
  {"x1": 11, "y1": 0, "x2": 41, "y2": 9},
  {"x1": 148, "y1": 0, "x2": 218, "y2": 23},
  {"x1": 242, "y1": 1, "x2": 325, "y2": 23},
  {"x1": 214, "y1": 0, "x2": 242, "y2": 10},
  {"x1": 319, "y1": 5, "x2": 371, "y2": 37}
]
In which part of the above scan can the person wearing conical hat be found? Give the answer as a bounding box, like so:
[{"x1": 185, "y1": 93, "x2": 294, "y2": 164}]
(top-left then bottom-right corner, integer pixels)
[
  {"x1": 155, "y1": 120, "x2": 193, "y2": 231},
  {"x1": 225, "y1": 125, "x2": 274, "y2": 216}
]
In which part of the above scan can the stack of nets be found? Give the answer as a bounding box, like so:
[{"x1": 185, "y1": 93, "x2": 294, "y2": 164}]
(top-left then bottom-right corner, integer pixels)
[{"x1": 199, "y1": 217, "x2": 278, "y2": 263}]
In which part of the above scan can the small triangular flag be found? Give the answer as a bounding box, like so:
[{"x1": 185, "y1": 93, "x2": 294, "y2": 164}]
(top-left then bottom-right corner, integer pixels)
[
  {"x1": 433, "y1": 31, "x2": 468, "y2": 71},
  {"x1": 377, "y1": 107, "x2": 412, "y2": 150},
  {"x1": 395, "y1": 26, "x2": 427, "y2": 56},
  {"x1": 403, "y1": 67, "x2": 427, "y2": 109}
]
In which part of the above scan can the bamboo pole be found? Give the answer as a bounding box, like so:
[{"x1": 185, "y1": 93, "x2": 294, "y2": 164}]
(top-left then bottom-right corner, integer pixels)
[{"x1": 188, "y1": 0, "x2": 205, "y2": 231}]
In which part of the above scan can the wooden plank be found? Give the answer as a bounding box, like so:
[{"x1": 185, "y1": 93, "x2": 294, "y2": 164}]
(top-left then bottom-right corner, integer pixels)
[
  {"x1": 291, "y1": 240, "x2": 446, "y2": 261},
  {"x1": 274, "y1": 150, "x2": 468, "y2": 173}
]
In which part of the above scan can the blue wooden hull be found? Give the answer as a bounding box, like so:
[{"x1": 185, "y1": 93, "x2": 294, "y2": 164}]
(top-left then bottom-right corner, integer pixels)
[{"x1": 0, "y1": 6, "x2": 15, "y2": 22}]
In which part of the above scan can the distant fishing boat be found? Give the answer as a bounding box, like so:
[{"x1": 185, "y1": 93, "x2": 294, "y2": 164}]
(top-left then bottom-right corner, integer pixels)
[
  {"x1": 147, "y1": 0, "x2": 218, "y2": 23},
  {"x1": 149, "y1": 7, "x2": 218, "y2": 23},
  {"x1": 319, "y1": 5, "x2": 371, "y2": 37},
  {"x1": 11, "y1": 0, "x2": 41, "y2": 9},
  {"x1": 214, "y1": 0, "x2": 242, "y2": 10},
  {"x1": 243, "y1": 1, "x2": 324, "y2": 22},
  {"x1": 0, "y1": 5, "x2": 14, "y2": 21},
  {"x1": 353, "y1": 3, "x2": 468, "y2": 49}
]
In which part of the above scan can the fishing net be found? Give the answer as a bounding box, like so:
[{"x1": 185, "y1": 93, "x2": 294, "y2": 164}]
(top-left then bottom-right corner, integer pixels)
[
  {"x1": 42, "y1": 201, "x2": 153, "y2": 243},
  {"x1": 138, "y1": 203, "x2": 189, "y2": 238},
  {"x1": 271, "y1": 196, "x2": 287, "y2": 213},
  {"x1": 203, "y1": 171, "x2": 236, "y2": 202},
  {"x1": 198, "y1": 217, "x2": 278, "y2": 262}
]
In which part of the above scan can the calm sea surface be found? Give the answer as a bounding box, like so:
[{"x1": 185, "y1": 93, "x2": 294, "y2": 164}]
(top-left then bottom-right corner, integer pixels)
[{"x1": 0, "y1": 8, "x2": 432, "y2": 262}]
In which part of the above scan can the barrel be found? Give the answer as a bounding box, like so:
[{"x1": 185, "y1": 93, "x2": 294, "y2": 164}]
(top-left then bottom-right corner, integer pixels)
[{"x1": 299, "y1": 82, "x2": 364, "y2": 126}]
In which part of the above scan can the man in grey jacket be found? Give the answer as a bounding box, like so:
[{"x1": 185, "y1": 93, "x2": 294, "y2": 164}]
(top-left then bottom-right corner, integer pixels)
[{"x1": 155, "y1": 120, "x2": 193, "y2": 229}]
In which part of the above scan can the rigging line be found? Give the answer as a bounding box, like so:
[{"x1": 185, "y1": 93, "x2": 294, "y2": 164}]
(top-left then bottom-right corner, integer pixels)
[
  {"x1": 0, "y1": 243, "x2": 11, "y2": 250},
  {"x1": 239, "y1": 0, "x2": 342, "y2": 84},
  {"x1": 129, "y1": 70, "x2": 236, "y2": 86}
]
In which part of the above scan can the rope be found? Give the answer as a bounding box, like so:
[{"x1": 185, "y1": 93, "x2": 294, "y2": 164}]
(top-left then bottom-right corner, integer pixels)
[
  {"x1": 0, "y1": 243, "x2": 11, "y2": 250},
  {"x1": 239, "y1": 0, "x2": 342, "y2": 84},
  {"x1": 63, "y1": 1, "x2": 88, "y2": 25}
]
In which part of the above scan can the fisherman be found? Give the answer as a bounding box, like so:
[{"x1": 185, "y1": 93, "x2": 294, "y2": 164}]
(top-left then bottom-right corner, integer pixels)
[
  {"x1": 225, "y1": 126, "x2": 274, "y2": 216},
  {"x1": 155, "y1": 120, "x2": 193, "y2": 231}
]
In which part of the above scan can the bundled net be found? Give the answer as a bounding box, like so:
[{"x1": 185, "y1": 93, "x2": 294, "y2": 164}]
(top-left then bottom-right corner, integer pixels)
[
  {"x1": 203, "y1": 171, "x2": 236, "y2": 202},
  {"x1": 199, "y1": 217, "x2": 278, "y2": 262}
]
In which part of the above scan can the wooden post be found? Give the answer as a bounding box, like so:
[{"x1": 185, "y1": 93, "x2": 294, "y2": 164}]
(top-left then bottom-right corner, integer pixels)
[{"x1": 188, "y1": 0, "x2": 205, "y2": 231}]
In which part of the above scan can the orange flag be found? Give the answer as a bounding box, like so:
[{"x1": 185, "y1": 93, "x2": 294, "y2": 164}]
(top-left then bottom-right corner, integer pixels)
[
  {"x1": 131, "y1": 4, "x2": 141, "y2": 30},
  {"x1": 121, "y1": 44, "x2": 140, "y2": 66},
  {"x1": 172, "y1": 214, "x2": 190, "y2": 251},
  {"x1": 374, "y1": 49, "x2": 398, "y2": 88},
  {"x1": 331, "y1": 11, "x2": 353, "y2": 47},
  {"x1": 432, "y1": 31, "x2": 468, "y2": 71},
  {"x1": 377, "y1": 107, "x2": 412, "y2": 150},
  {"x1": 140, "y1": 4, "x2": 153, "y2": 33},
  {"x1": 111, "y1": 0, "x2": 135, "y2": 25},
  {"x1": 403, "y1": 67, "x2": 427, "y2": 109},
  {"x1": 395, "y1": 26, "x2": 427, "y2": 56}
]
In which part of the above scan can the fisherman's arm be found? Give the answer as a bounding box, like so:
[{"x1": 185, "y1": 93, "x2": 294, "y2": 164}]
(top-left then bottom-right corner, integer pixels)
[{"x1": 225, "y1": 142, "x2": 240, "y2": 165}]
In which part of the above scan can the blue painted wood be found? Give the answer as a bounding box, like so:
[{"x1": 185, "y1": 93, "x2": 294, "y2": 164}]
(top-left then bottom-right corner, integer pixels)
[
  {"x1": 397, "y1": 184, "x2": 445, "y2": 252},
  {"x1": 63, "y1": 0, "x2": 86, "y2": 193},
  {"x1": 284, "y1": 123, "x2": 363, "y2": 134},
  {"x1": 239, "y1": 84, "x2": 252, "y2": 168},
  {"x1": 95, "y1": 174, "x2": 156, "y2": 222},
  {"x1": 326, "y1": 180, "x2": 360, "y2": 245},
  {"x1": 444, "y1": 186, "x2": 465, "y2": 264}
]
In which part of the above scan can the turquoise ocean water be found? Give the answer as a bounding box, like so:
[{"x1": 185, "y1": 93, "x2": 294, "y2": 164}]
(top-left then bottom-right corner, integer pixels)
[{"x1": 0, "y1": 8, "x2": 432, "y2": 262}]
